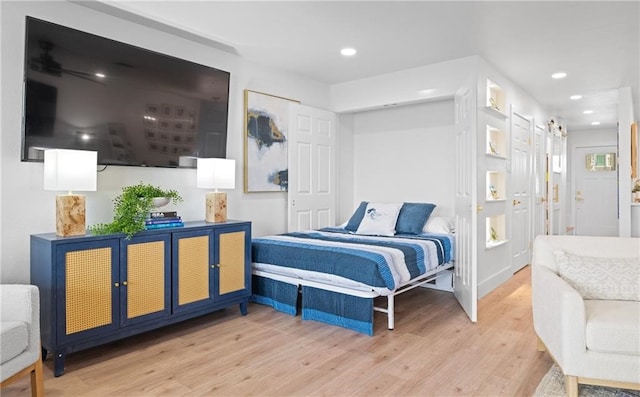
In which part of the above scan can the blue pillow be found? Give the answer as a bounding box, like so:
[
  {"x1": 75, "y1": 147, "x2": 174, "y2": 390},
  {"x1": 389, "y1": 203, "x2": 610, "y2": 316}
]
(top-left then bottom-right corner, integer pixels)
[
  {"x1": 344, "y1": 201, "x2": 368, "y2": 231},
  {"x1": 395, "y1": 202, "x2": 436, "y2": 234}
]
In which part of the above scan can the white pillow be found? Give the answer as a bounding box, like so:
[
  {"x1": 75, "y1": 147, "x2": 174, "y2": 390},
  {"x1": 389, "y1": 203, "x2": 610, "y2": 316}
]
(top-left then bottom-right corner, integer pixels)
[
  {"x1": 554, "y1": 251, "x2": 640, "y2": 301},
  {"x1": 356, "y1": 202, "x2": 403, "y2": 236},
  {"x1": 423, "y1": 217, "x2": 453, "y2": 234}
]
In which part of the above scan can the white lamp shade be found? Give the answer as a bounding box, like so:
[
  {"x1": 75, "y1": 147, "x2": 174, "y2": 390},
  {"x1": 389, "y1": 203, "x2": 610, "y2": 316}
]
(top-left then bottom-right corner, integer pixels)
[
  {"x1": 197, "y1": 158, "x2": 236, "y2": 190},
  {"x1": 44, "y1": 149, "x2": 97, "y2": 192}
]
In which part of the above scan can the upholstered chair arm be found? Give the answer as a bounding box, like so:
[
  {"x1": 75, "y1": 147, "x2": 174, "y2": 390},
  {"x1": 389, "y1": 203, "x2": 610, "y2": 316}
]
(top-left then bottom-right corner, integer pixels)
[
  {"x1": 532, "y1": 265, "x2": 586, "y2": 373},
  {"x1": 0, "y1": 285, "x2": 41, "y2": 357}
]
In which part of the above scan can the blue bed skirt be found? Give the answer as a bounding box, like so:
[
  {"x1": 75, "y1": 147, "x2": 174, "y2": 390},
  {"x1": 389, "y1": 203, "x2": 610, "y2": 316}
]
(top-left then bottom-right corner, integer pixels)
[
  {"x1": 250, "y1": 275, "x2": 298, "y2": 315},
  {"x1": 301, "y1": 286, "x2": 374, "y2": 336},
  {"x1": 251, "y1": 275, "x2": 374, "y2": 336}
]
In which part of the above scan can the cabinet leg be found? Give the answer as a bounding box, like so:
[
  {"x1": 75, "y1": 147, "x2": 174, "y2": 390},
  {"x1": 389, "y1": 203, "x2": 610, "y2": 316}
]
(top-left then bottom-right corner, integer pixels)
[
  {"x1": 240, "y1": 300, "x2": 248, "y2": 316},
  {"x1": 53, "y1": 352, "x2": 66, "y2": 377}
]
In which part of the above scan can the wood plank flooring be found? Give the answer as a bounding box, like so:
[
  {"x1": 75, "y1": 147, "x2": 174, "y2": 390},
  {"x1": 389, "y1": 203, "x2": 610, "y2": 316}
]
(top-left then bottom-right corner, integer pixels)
[{"x1": 3, "y1": 266, "x2": 552, "y2": 396}]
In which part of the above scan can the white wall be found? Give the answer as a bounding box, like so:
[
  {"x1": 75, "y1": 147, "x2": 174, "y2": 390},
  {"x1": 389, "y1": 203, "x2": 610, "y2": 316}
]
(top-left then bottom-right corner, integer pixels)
[
  {"x1": 336, "y1": 113, "x2": 355, "y2": 223},
  {"x1": 347, "y1": 100, "x2": 455, "y2": 221},
  {"x1": 0, "y1": 1, "x2": 331, "y2": 283},
  {"x1": 618, "y1": 87, "x2": 635, "y2": 236}
]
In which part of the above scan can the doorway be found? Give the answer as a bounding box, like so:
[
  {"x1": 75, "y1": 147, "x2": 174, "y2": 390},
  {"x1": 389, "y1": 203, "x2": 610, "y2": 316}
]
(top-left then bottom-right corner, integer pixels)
[{"x1": 573, "y1": 145, "x2": 618, "y2": 236}]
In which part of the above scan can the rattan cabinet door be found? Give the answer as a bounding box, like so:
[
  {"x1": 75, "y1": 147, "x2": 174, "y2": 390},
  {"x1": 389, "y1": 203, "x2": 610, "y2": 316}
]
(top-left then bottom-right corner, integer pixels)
[
  {"x1": 56, "y1": 239, "x2": 120, "y2": 345},
  {"x1": 120, "y1": 233, "x2": 172, "y2": 327},
  {"x1": 216, "y1": 225, "x2": 250, "y2": 300},
  {"x1": 172, "y1": 228, "x2": 214, "y2": 312}
]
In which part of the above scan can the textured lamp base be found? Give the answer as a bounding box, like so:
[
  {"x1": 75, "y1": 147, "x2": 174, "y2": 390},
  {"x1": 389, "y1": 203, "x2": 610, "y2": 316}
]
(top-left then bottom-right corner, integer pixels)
[
  {"x1": 206, "y1": 192, "x2": 227, "y2": 223},
  {"x1": 56, "y1": 194, "x2": 86, "y2": 237}
]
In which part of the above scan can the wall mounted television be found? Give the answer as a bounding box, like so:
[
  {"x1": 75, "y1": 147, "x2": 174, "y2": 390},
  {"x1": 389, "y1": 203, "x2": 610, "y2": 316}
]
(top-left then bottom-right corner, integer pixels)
[{"x1": 22, "y1": 16, "x2": 230, "y2": 168}]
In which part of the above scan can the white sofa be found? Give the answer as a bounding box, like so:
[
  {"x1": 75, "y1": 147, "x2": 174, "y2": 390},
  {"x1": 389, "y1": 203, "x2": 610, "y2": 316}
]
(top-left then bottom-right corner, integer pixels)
[
  {"x1": 0, "y1": 284, "x2": 44, "y2": 396},
  {"x1": 532, "y1": 235, "x2": 640, "y2": 397}
]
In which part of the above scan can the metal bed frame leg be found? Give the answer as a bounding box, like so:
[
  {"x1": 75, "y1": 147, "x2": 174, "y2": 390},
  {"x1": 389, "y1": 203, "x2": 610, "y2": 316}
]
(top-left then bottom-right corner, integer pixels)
[{"x1": 387, "y1": 294, "x2": 395, "y2": 330}]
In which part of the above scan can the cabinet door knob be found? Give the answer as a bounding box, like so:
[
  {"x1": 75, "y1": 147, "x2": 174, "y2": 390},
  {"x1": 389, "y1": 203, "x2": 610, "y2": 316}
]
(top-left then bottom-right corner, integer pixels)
[
  {"x1": 122, "y1": 281, "x2": 128, "y2": 286},
  {"x1": 114, "y1": 282, "x2": 120, "y2": 287},
  {"x1": 211, "y1": 264, "x2": 215, "y2": 269}
]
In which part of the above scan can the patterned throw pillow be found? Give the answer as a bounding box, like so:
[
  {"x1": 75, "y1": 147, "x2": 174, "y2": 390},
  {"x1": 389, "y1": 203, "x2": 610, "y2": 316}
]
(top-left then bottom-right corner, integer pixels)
[
  {"x1": 344, "y1": 201, "x2": 368, "y2": 231},
  {"x1": 355, "y1": 202, "x2": 403, "y2": 236},
  {"x1": 395, "y1": 202, "x2": 436, "y2": 235},
  {"x1": 554, "y1": 250, "x2": 640, "y2": 301}
]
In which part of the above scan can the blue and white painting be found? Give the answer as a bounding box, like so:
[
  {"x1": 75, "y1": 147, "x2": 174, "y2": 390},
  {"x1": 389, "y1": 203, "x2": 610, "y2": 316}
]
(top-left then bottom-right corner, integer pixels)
[{"x1": 245, "y1": 90, "x2": 296, "y2": 192}]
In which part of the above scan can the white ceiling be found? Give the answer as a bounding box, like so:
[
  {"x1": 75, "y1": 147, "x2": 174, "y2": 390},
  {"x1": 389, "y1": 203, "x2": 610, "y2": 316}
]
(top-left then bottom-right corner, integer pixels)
[{"x1": 83, "y1": 1, "x2": 639, "y2": 132}]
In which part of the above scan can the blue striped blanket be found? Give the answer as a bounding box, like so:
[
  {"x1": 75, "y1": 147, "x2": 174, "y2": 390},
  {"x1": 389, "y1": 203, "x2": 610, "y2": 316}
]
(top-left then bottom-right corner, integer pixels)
[{"x1": 251, "y1": 228, "x2": 454, "y2": 291}]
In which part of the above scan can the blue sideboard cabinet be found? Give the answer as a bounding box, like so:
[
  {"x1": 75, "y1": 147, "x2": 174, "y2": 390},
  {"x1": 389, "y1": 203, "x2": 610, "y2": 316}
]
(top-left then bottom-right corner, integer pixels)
[{"x1": 30, "y1": 220, "x2": 251, "y2": 376}]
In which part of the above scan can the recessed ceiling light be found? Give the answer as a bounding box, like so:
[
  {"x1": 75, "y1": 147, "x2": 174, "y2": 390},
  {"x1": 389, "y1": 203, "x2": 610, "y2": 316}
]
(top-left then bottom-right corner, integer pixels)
[
  {"x1": 340, "y1": 48, "x2": 357, "y2": 56},
  {"x1": 552, "y1": 72, "x2": 567, "y2": 79},
  {"x1": 591, "y1": 121, "x2": 601, "y2": 125},
  {"x1": 95, "y1": 72, "x2": 106, "y2": 78},
  {"x1": 570, "y1": 94, "x2": 582, "y2": 100},
  {"x1": 583, "y1": 110, "x2": 593, "y2": 114}
]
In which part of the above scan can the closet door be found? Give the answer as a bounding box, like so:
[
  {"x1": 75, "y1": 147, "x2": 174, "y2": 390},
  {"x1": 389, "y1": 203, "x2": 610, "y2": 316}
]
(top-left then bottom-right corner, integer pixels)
[
  {"x1": 287, "y1": 104, "x2": 336, "y2": 232},
  {"x1": 510, "y1": 112, "x2": 533, "y2": 272},
  {"x1": 454, "y1": 81, "x2": 478, "y2": 323}
]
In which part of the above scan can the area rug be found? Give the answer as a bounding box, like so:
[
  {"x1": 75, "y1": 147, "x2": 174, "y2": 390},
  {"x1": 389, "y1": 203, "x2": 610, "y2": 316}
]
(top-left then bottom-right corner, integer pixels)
[{"x1": 534, "y1": 364, "x2": 640, "y2": 397}]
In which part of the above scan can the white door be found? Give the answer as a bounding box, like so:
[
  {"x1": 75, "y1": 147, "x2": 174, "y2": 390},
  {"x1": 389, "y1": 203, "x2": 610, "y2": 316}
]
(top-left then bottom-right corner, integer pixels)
[
  {"x1": 510, "y1": 112, "x2": 532, "y2": 272},
  {"x1": 574, "y1": 146, "x2": 618, "y2": 236},
  {"x1": 454, "y1": 82, "x2": 477, "y2": 323},
  {"x1": 533, "y1": 124, "x2": 546, "y2": 237},
  {"x1": 287, "y1": 104, "x2": 336, "y2": 232}
]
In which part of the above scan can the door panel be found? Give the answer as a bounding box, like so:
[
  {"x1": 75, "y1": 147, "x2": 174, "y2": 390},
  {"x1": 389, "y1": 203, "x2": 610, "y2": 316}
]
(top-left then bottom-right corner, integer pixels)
[
  {"x1": 57, "y1": 239, "x2": 119, "y2": 344},
  {"x1": 454, "y1": 82, "x2": 477, "y2": 322},
  {"x1": 533, "y1": 124, "x2": 546, "y2": 237},
  {"x1": 218, "y1": 230, "x2": 247, "y2": 295},
  {"x1": 574, "y1": 146, "x2": 618, "y2": 236},
  {"x1": 288, "y1": 104, "x2": 336, "y2": 232},
  {"x1": 172, "y1": 229, "x2": 214, "y2": 312},
  {"x1": 121, "y1": 234, "x2": 171, "y2": 326},
  {"x1": 511, "y1": 112, "x2": 532, "y2": 271}
]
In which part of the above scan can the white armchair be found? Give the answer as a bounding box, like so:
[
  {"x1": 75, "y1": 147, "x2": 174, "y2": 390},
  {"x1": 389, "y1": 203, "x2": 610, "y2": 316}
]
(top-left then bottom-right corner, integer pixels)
[
  {"x1": 0, "y1": 284, "x2": 44, "y2": 396},
  {"x1": 532, "y1": 235, "x2": 640, "y2": 397}
]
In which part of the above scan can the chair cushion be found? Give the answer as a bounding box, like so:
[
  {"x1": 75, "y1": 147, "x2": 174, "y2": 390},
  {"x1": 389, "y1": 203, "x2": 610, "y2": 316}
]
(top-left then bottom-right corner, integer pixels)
[
  {"x1": 554, "y1": 251, "x2": 640, "y2": 301},
  {"x1": 0, "y1": 321, "x2": 29, "y2": 364},
  {"x1": 585, "y1": 300, "x2": 640, "y2": 355}
]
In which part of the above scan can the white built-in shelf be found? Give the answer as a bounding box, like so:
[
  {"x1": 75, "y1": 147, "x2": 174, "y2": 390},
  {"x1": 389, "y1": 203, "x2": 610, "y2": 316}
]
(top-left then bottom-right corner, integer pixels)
[
  {"x1": 484, "y1": 105, "x2": 508, "y2": 119},
  {"x1": 486, "y1": 239, "x2": 509, "y2": 249},
  {"x1": 485, "y1": 79, "x2": 508, "y2": 118},
  {"x1": 485, "y1": 124, "x2": 508, "y2": 158},
  {"x1": 486, "y1": 171, "x2": 506, "y2": 201},
  {"x1": 485, "y1": 214, "x2": 507, "y2": 249}
]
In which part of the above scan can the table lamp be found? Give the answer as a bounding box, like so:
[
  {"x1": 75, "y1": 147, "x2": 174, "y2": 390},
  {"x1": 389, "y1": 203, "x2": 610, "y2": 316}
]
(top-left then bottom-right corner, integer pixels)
[
  {"x1": 196, "y1": 158, "x2": 236, "y2": 222},
  {"x1": 44, "y1": 149, "x2": 97, "y2": 236}
]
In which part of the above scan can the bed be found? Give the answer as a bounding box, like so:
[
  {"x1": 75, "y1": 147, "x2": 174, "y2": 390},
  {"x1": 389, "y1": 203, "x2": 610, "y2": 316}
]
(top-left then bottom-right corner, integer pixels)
[{"x1": 250, "y1": 201, "x2": 455, "y2": 335}]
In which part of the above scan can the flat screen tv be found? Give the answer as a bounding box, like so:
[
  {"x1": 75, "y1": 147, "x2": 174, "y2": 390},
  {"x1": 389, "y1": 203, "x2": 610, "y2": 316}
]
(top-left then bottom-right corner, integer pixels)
[{"x1": 22, "y1": 17, "x2": 230, "y2": 167}]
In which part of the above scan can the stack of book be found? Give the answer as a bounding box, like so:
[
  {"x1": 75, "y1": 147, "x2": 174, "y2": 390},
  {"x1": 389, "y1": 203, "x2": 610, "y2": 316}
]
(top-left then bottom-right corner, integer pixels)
[{"x1": 144, "y1": 211, "x2": 184, "y2": 230}]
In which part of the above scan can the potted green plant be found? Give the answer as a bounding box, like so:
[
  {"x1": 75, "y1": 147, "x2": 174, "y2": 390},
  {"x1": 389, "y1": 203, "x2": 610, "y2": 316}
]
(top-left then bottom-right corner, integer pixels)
[{"x1": 90, "y1": 182, "x2": 183, "y2": 239}]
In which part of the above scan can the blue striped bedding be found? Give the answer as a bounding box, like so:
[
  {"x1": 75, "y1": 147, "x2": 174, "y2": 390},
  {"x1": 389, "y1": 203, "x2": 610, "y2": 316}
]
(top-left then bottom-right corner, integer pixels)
[{"x1": 251, "y1": 228, "x2": 454, "y2": 291}]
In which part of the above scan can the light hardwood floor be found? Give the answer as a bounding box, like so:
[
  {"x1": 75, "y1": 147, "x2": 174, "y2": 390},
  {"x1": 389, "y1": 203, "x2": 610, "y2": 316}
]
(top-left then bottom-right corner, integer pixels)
[{"x1": 3, "y1": 266, "x2": 552, "y2": 396}]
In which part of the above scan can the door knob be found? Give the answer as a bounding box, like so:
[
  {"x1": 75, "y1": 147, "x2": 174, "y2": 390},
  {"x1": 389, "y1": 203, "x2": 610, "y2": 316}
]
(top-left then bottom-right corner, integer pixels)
[{"x1": 513, "y1": 200, "x2": 521, "y2": 205}]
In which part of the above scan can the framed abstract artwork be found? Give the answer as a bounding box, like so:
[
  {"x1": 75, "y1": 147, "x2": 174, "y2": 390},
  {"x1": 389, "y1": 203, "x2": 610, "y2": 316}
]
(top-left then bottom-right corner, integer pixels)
[{"x1": 244, "y1": 89, "x2": 299, "y2": 192}]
